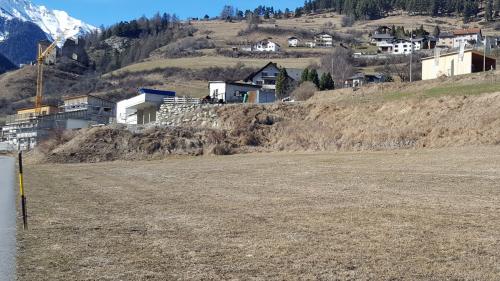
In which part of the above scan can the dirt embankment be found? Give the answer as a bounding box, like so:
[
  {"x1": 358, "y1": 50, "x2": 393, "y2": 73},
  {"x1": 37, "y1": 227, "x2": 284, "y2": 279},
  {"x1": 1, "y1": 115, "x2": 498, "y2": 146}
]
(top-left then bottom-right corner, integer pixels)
[{"x1": 37, "y1": 89, "x2": 500, "y2": 163}]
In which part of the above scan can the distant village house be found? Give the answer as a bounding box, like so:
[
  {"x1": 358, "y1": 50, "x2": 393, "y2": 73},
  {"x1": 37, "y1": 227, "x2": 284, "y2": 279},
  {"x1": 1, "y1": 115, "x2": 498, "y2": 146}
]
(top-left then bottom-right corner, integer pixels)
[
  {"x1": 252, "y1": 40, "x2": 281, "y2": 52},
  {"x1": 288, "y1": 37, "x2": 299, "y2": 47},
  {"x1": 314, "y1": 33, "x2": 333, "y2": 48}
]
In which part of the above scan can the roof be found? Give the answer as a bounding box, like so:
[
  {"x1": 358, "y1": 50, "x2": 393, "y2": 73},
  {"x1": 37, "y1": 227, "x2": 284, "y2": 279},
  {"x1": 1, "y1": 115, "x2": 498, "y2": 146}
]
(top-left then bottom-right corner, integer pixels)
[
  {"x1": 257, "y1": 40, "x2": 280, "y2": 47},
  {"x1": 288, "y1": 37, "x2": 299, "y2": 40},
  {"x1": 138, "y1": 88, "x2": 176, "y2": 96},
  {"x1": 244, "y1": 62, "x2": 279, "y2": 81},
  {"x1": 209, "y1": 81, "x2": 262, "y2": 88},
  {"x1": 346, "y1": 72, "x2": 384, "y2": 80},
  {"x1": 439, "y1": 32, "x2": 454, "y2": 38},
  {"x1": 244, "y1": 62, "x2": 304, "y2": 82},
  {"x1": 285, "y1": 68, "x2": 303, "y2": 81},
  {"x1": 371, "y1": 33, "x2": 394, "y2": 39},
  {"x1": 421, "y1": 49, "x2": 497, "y2": 61},
  {"x1": 453, "y1": 28, "x2": 482, "y2": 36},
  {"x1": 63, "y1": 94, "x2": 115, "y2": 103}
]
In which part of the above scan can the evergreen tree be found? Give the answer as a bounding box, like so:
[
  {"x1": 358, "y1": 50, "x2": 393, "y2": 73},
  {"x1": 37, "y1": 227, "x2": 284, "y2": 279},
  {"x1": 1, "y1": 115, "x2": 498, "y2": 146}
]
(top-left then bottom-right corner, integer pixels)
[
  {"x1": 276, "y1": 68, "x2": 291, "y2": 99},
  {"x1": 432, "y1": 25, "x2": 441, "y2": 37},
  {"x1": 308, "y1": 69, "x2": 320, "y2": 88},
  {"x1": 319, "y1": 73, "x2": 328, "y2": 90},
  {"x1": 319, "y1": 72, "x2": 335, "y2": 90},
  {"x1": 324, "y1": 73, "x2": 335, "y2": 90},
  {"x1": 292, "y1": 0, "x2": 494, "y2": 22},
  {"x1": 463, "y1": 0, "x2": 475, "y2": 22},
  {"x1": 301, "y1": 68, "x2": 310, "y2": 83},
  {"x1": 486, "y1": 0, "x2": 494, "y2": 21}
]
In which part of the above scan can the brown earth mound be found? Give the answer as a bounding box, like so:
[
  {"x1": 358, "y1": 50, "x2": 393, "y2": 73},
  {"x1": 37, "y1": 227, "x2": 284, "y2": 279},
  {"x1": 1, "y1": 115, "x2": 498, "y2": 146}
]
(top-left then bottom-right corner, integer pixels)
[
  {"x1": 38, "y1": 87, "x2": 500, "y2": 163},
  {"x1": 39, "y1": 126, "x2": 237, "y2": 163}
]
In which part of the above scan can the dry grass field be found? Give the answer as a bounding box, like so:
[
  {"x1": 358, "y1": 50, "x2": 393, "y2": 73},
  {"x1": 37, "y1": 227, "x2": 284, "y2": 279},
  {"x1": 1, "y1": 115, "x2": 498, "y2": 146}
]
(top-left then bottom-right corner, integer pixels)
[
  {"x1": 113, "y1": 56, "x2": 318, "y2": 74},
  {"x1": 17, "y1": 147, "x2": 500, "y2": 280}
]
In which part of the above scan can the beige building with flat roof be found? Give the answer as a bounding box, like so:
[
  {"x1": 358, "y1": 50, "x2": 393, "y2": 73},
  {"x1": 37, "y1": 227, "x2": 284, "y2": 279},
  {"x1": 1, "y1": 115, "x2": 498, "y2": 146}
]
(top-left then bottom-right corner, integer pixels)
[{"x1": 421, "y1": 50, "x2": 496, "y2": 80}]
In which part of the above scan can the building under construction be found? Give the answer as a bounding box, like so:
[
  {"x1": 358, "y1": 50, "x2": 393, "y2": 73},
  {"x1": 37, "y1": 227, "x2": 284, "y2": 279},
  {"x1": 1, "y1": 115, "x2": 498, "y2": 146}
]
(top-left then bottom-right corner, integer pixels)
[{"x1": 2, "y1": 95, "x2": 115, "y2": 150}]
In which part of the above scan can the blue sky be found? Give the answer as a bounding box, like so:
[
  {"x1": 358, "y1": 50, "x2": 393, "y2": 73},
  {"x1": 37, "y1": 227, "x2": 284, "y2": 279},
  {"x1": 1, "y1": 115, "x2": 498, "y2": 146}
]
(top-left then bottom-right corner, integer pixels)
[{"x1": 32, "y1": 0, "x2": 303, "y2": 27}]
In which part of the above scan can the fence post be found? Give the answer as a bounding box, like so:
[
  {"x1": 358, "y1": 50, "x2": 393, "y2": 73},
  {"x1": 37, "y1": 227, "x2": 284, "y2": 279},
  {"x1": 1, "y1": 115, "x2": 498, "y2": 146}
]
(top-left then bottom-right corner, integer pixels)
[{"x1": 18, "y1": 151, "x2": 28, "y2": 230}]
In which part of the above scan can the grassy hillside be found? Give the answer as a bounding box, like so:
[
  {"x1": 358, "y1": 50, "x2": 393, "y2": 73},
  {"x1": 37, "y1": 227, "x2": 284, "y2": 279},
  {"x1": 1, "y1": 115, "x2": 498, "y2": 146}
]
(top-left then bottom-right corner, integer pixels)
[
  {"x1": 35, "y1": 70, "x2": 500, "y2": 163},
  {"x1": 112, "y1": 56, "x2": 317, "y2": 73},
  {"x1": 2, "y1": 12, "x2": 499, "y2": 122}
]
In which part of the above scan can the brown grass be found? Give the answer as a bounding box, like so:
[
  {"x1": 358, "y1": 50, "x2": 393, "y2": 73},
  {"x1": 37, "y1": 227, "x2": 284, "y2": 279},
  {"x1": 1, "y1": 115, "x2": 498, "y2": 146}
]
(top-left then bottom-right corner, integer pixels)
[
  {"x1": 17, "y1": 146, "x2": 500, "y2": 280},
  {"x1": 111, "y1": 56, "x2": 318, "y2": 74},
  {"x1": 37, "y1": 71, "x2": 500, "y2": 164}
]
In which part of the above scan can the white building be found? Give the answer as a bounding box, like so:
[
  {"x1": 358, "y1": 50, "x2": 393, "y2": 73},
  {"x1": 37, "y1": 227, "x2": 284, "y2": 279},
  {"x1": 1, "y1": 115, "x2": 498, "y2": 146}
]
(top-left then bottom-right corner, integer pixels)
[
  {"x1": 314, "y1": 33, "x2": 333, "y2": 47},
  {"x1": 208, "y1": 81, "x2": 263, "y2": 103},
  {"x1": 288, "y1": 37, "x2": 299, "y2": 47},
  {"x1": 378, "y1": 41, "x2": 394, "y2": 53},
  {"x1": 252, "y1": 40, "x2": 281, "y2": 52},
  {"x1": 2, "y1": 95, "x2": 116, "y2": 150},
  {"x1": 116, "y1": 88, "x2": 176, "y2": 125},
  {"x1": 305, "y1": 41, "x2": 316, "y2": 48},
  {"x1": 392, "y1": 39, "x2": 419, "y2": 55},
  {"x1": 421, "y1": 49, "x2": 496, "y2": 80},
  {"x1": 453, "y1": 28, "x2": 482, "y2": 48}
]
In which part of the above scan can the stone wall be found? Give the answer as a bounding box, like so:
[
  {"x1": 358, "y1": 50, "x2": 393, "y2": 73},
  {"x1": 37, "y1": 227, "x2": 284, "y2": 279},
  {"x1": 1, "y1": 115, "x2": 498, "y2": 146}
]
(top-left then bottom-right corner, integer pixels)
[{"x1": 156, "y1": 104, "x2": 221, "y2": 128}]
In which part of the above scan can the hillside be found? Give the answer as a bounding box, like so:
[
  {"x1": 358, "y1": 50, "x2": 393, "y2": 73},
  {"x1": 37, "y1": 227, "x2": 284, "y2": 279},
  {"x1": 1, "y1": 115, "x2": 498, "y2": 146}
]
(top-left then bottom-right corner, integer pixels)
[
  {"x1": 1, "y1": 11, "x2": 500, "y2": 124},
  {"x1": 35, "y1": 70, "x2": 500, "y2": 163}
]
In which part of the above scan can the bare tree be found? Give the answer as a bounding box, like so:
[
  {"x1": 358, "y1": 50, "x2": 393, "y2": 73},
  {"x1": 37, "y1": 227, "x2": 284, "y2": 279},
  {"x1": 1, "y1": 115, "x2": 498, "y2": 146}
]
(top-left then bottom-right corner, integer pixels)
[
  {"x1": 320, "y1": 48, "x2": 356, "y2": 84},
  {"x1": 378, "y1": 55, "x2": 422, "y2": 82}
]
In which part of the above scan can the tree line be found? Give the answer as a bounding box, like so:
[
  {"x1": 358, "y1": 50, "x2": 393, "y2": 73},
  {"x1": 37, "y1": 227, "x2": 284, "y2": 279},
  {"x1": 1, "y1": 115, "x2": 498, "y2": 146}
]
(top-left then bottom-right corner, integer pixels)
[
  {"x1": 83, "y1": 13, "x2": 195, "y2": 73},
  {"x1": 301, "y1": 0, "x2": 500, "y2": 22}
]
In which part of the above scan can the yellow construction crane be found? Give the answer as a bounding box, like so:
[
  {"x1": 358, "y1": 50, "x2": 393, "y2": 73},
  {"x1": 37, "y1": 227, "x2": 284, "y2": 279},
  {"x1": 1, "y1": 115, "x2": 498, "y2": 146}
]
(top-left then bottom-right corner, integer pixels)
[{"x1": 35, "y1": 38, "x2": 59, "y2": 116}]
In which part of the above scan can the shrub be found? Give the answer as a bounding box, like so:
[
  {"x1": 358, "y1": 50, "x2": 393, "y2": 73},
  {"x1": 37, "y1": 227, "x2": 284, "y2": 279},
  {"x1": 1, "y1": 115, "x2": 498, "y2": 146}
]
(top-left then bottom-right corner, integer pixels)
[
  {"x1": 291, "y1": 82, "x2": 317, "y2": 101},
  {"x1": 341, "y1": 16, "x2": 355, "y2": 27}
]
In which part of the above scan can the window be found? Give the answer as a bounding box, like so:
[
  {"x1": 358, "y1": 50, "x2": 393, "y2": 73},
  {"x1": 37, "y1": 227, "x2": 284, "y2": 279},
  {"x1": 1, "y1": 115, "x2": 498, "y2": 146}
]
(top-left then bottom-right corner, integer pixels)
[
  {"x1": 256, "y1": 81, "x2": 263, "y2": 85},
  {"x1": 262, "y1": 72, "x2": 268, "y2": 77}
]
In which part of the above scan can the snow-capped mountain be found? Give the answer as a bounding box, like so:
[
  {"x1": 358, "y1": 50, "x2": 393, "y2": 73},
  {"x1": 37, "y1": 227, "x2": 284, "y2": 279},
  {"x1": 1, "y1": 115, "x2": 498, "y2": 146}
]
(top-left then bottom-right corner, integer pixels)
[{"x1": 0, "y1": 0, "x2": 97, "y2": 43}]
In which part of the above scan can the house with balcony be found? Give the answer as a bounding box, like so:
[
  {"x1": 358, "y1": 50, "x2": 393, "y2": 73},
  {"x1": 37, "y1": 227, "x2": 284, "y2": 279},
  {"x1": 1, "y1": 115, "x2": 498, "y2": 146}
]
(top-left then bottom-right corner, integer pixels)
[
  {"x1": 314, "y1": 33, "x2": 334, "y2": 47},
  {"x1": 244, "y1": 62, "x2": 301, "y2": 95},
  {"x1": 371, "y1": 33, "x2": 394, "y2": 45},
  {"x1": 452, "y1": 28, "x2": 483, "y2": 48},
  {"x1": 392, "y1": 38, "x2": 420, "y2": 55}
]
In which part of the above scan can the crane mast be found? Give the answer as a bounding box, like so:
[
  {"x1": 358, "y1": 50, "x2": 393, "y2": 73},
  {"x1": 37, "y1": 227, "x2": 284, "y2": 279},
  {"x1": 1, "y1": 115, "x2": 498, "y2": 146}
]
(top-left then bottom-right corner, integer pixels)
[{"x1": 35, "y1": 39, "x2": 59, "y2": 116}]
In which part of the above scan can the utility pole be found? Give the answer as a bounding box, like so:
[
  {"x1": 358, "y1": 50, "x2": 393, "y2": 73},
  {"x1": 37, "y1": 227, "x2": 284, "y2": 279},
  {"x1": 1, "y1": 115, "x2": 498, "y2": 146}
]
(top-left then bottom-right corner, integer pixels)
[
  {"x1": 410, "y1": 30, "x2": 413, "y2": 83},
  {"x1": 483, "y1": 37, "x2": 487, "y2": 72}
]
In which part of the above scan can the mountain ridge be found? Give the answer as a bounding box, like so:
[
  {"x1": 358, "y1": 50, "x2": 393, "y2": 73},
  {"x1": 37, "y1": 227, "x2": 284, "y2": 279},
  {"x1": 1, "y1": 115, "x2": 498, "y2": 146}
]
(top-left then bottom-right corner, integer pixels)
[
  {"x1": 0, "y1": 0, "x2": 96, "y2": 42},
  {"x1": 0, "y1": 0, "x2": 97, "y2": 65}
]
